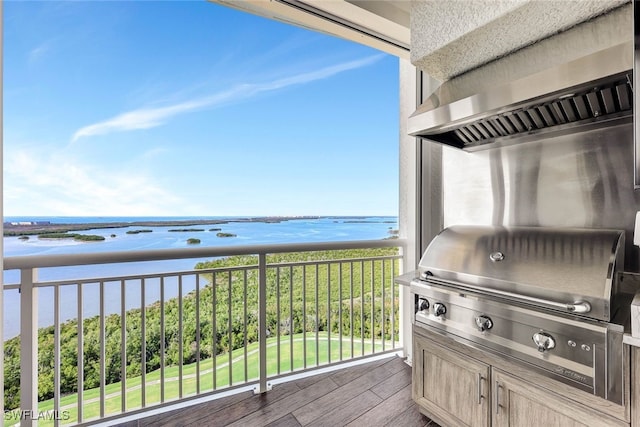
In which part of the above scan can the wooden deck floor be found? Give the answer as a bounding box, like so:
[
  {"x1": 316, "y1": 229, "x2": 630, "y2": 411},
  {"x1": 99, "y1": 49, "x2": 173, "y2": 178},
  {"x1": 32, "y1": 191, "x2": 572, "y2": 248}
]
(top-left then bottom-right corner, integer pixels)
[{"x1": 115, "y1": 356, "x2": 438, "y2": 427}]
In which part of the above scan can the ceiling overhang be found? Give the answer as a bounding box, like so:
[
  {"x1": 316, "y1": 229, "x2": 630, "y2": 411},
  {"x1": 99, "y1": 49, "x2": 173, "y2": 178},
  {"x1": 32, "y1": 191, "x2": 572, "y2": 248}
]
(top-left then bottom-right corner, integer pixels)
[{"x1": 210, "y1": 0, "x2": 410, "y2": 58}]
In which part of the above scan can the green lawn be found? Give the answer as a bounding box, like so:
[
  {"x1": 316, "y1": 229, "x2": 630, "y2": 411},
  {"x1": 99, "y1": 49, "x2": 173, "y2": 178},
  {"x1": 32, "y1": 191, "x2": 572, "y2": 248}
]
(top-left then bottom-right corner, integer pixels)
[{"x1": 6, "y1": 333, "x2": 393, "y2": 427}]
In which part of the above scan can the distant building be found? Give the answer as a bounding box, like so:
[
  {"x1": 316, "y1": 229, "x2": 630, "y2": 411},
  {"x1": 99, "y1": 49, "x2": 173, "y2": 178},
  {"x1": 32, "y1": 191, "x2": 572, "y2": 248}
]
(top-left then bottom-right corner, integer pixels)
[{"x1": 5, "y1": 221, "x2": 51, "y2": 226}]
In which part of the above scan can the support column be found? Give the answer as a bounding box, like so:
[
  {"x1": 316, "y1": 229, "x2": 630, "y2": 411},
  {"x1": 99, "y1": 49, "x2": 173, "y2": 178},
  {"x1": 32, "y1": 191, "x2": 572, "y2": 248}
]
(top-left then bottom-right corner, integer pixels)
[
  {"x1": 399, "y1": 58, "x2": 418, "y2": 363},
  {"x1": 20, "y1": 268, "x2": 38, "y2": 427},
  {"x1": 255, "y1": 253, "x2": 271, "y2": 394}
]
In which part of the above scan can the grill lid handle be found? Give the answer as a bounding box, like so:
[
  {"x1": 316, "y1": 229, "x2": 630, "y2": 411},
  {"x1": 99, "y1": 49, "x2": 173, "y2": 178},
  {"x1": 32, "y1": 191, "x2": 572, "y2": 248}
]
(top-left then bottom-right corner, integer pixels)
[
  {"x1": 566, "y1": 301, "x2": 592, "y2": 314},
  {"x1": 414, "y1": 276, "x2": 593, "y2": 315}
]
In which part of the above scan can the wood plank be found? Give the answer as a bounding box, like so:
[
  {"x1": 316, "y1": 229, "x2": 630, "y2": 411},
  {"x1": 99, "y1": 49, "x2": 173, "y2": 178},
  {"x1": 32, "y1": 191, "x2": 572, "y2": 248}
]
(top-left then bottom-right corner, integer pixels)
[
  {"x1": 370, "y1": 365, "x2": 411, "y2": 400},
  {"x1": 264, "y1": 413, "x2": 303, "y2": 427},
  {"x1": 225, "y1": 377, "x2": 340, "y2": 427},
  {"x1": 292, "y1": 358, "x2": 406, "y2": 425},
  {"x1": 112, "y1": 420, "x2": 139, "y2": 427},
  {"x1": 306, "y1": 390, "x2": 382, "y2": 427},
  {"x1": 138, "y1": 390, "x2": 255, "y2": 427},
  {"x1": 184, "y1": 381, "x2": 302, "y2": 427},
  {"x1": 347, "y1": 384, "x2": 415, "y2": 427},
  {"x1": 329, "y1": 357, "x2": 391, "y2": 386},
  {"x1": 378, "y1": 356, "x2": 411, "y2": 375},
  {"x1": 382, "y1": 406, "x2": 431, "y2": 427},
  {"x1": 293, "y1": 370, "x2": 337, "y2": 390}
]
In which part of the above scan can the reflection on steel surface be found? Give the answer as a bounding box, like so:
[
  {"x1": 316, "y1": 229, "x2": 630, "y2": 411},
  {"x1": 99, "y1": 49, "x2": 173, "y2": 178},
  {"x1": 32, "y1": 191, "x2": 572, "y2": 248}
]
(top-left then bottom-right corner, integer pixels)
[{"x1": 418, "y1": 225, "x2": 624, "y2": 322}]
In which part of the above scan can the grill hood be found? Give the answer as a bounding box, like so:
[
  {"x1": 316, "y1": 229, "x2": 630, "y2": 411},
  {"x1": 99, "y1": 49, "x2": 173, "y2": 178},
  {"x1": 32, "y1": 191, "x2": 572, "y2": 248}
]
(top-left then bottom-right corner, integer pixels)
[
  {"x1": 408, "y1": 42, "x2": 633, "y2": 151},
  {"x1": 418, "y1": 225, "x2": 625, "y2": 322}
]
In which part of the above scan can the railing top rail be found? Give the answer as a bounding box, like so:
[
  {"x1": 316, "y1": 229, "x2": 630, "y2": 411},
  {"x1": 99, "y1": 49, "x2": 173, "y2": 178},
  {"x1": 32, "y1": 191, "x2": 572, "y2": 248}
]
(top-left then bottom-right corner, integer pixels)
[
  {"x1": 4, "y1": 239, "x2": 406, "y2": 270},
  {"x1": 11, "y1": 253, "x2": 405, "y2": 289}
]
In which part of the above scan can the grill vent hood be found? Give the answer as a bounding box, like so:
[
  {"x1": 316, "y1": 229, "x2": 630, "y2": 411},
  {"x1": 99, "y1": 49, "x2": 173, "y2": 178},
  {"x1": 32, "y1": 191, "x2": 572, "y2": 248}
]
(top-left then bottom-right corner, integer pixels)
[{"x1": 408, "y1": 42, "x2": 633, "y2": 151}]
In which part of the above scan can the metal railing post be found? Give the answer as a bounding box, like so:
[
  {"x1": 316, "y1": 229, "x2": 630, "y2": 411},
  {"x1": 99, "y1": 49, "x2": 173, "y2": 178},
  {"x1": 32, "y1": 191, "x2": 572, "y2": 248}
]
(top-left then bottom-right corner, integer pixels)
[
  {"x1": 254, "y1": 253, "x2": 271, "y2": 394},
  {"x1": 399, "y1": 246, "x2": 412, "y2": 363},
  {"x1": 20, "y1": 267, "x2": 38, "y2": 427}
]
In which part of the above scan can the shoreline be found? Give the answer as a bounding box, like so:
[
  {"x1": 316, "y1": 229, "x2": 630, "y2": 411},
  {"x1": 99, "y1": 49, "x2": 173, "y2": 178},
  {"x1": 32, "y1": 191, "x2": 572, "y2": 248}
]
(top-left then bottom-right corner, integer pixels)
[
  {"x1": 3, "y1": 216, "x2": 322, "y2": 236},
  {"x1": 3, "y1": 216, "x2": 397, "y2": 237}
]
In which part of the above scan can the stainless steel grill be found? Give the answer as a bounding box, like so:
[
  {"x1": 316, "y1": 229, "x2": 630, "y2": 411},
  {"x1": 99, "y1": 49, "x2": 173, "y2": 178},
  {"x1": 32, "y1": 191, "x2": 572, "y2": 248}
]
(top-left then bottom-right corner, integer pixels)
[{"x1": 409, "y1": 225, "x2": 632, "y2": 404}]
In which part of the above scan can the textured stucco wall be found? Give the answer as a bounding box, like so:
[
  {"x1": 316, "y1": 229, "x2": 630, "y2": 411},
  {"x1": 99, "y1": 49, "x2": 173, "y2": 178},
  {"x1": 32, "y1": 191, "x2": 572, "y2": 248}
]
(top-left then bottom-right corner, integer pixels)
[
  {"x1": 434, "y1": 4, "x2": 632, "y2": 106},
  {"x1": 410, "y1": 0, "x2": 629, "y2": 81}
]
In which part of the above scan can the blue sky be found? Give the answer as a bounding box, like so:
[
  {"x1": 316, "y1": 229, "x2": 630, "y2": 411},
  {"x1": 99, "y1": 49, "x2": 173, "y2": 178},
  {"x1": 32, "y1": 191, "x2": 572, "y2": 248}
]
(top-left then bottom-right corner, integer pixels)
[{"x1": 3, "y1": 1, "x2": 399, "y2": 217}]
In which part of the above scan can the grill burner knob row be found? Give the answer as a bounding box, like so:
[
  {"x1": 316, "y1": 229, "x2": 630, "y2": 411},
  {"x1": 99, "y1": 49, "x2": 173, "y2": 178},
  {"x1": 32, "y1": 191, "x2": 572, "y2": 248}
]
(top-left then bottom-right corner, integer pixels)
[
  {"x1": 533, "y1": 331, "x2": 556, "y2": 353},
  {"x1": 433, "y1": 303, "x2": 447, "y2": 317},
  {"x1": 475, "y1": 315, "x2": 493, "y2": 332}
]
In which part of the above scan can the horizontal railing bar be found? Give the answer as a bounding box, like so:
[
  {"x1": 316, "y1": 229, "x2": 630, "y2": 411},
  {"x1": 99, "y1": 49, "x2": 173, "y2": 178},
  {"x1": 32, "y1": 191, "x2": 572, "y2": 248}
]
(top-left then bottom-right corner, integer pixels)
[
  {"x1": 19, "y1": 253, "x2": 400, "y2": 290},
  {"x1": 10, "y1": 253, "x2": 402, "y2": 289},
  {"x1": 7, "y1": 268, "x2": 249, "y2": 289},
  {"x1": 25, "y1": 267, "x2": 257, "y2": 289},
  {"x1": 264, "y1": 255, "x2": 402, "y2": 269},
  {"x1": 4, "y1": 239, "x2": 405, "y2": 270}
]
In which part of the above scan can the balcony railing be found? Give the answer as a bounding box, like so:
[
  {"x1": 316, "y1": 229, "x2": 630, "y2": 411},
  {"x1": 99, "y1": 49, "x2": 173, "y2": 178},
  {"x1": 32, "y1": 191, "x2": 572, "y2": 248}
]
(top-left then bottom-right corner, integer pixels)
[{"x1": 3, "y1": 239, "x2": 405, "y2": 426}]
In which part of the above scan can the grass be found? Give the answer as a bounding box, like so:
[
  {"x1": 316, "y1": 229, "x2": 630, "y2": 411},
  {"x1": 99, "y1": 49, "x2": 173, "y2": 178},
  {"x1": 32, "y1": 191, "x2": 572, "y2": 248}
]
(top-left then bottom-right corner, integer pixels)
[{"x1": 6, "y1": 333, "x2": 393, "y2": 427}]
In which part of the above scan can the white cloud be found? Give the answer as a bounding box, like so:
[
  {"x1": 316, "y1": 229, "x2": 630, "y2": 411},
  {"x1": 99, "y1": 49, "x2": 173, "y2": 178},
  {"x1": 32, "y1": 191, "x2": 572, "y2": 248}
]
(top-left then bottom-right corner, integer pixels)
[
  {"x1": 71, "y1": 54, "x2": 385, "y2": 142},
  {"x1": 4, "y1": 149, "x2": 200, "y2": 216},
  {"x1": 28, "y1": 39, "x2": 56, "y2": 64}
]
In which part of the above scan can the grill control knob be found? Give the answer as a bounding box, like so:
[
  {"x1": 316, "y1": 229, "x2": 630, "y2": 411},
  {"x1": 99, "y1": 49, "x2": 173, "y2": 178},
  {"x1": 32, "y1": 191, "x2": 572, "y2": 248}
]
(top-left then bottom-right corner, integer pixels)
[
  {"x1": 532, "y1": 332, "x2": 556, "y2": 353},
  {"x1": 418, "y1": 298, "x2": 430, "y2": 312},
  {"x1": 433, "y1": 303, "x2": 447, "y2": 317},
  {"x1": 475, "y1": 315, "x2": 493, "y2": 332}
]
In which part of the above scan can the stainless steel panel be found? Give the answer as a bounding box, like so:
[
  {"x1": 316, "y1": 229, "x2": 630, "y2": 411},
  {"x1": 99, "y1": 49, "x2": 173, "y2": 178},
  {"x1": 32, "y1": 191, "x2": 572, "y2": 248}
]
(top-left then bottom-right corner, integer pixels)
[
  {"x1": 418, "y1": 225, "x2": 624, "y2": 321},
  {"x1": 606, "y1": 330, "x2": 626, "y2": 402},
  {"x1": 441, "y1": 123, "x2": 640, "y2": 273}
]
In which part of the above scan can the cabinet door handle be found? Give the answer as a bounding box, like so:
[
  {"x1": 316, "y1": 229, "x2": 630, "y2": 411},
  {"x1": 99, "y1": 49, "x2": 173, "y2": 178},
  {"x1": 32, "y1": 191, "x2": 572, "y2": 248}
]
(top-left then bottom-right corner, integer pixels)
[
  {"x1": 477, "y1": 373, "x2": 484, "y2": 404},
  {"x1": 495, "y1": 382, "x2": 503, "y2": 415}
]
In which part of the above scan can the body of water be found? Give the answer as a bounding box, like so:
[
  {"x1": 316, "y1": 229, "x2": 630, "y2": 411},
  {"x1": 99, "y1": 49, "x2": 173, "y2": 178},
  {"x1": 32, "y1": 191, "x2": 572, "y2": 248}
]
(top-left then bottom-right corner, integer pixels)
[{"x1": 3, "y1": 216, "x2": 398, "y2": 339}]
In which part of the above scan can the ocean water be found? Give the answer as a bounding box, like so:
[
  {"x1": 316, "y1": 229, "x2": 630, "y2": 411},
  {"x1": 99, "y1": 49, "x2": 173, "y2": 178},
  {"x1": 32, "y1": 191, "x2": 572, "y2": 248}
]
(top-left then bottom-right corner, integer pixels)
[{"x1": 3, "y1": 216, "x2": 398, "y2": 339}]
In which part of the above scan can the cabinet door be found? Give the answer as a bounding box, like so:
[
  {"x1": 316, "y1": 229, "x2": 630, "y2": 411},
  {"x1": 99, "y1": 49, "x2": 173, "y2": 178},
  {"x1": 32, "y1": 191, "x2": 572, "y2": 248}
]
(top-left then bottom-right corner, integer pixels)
[
  {"x1": 413, "y1": 332, "x2": 490, "y2": 427},
  {"x1": 493, "y1": 369, "x2": 628, "y2": 427}
]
